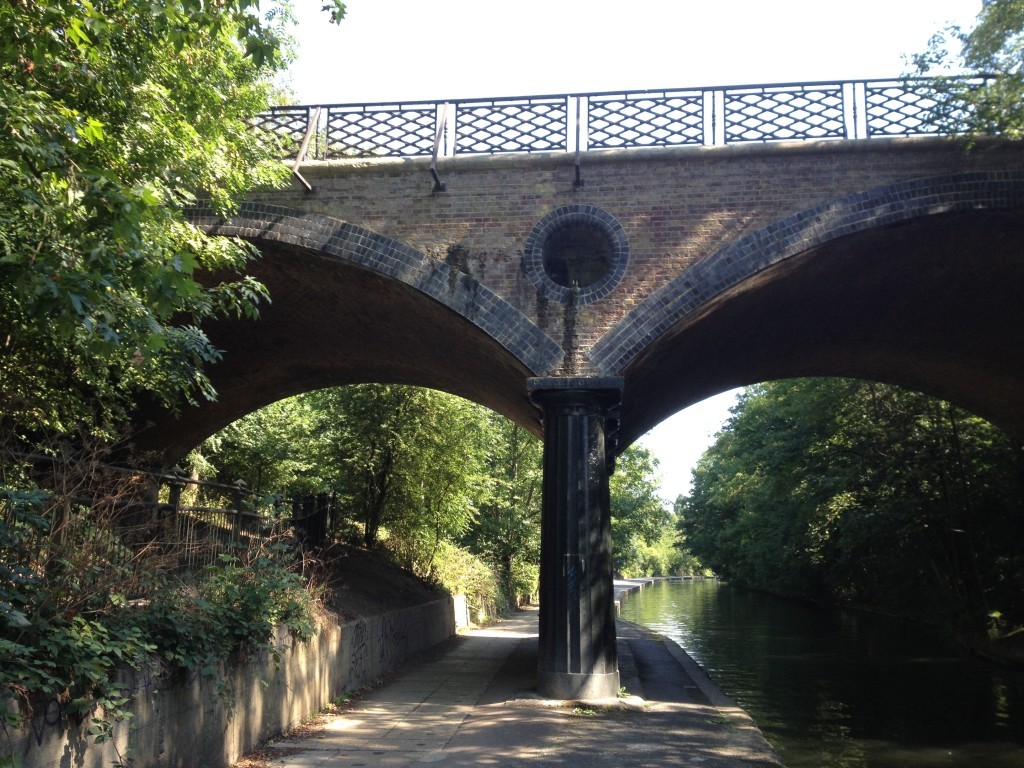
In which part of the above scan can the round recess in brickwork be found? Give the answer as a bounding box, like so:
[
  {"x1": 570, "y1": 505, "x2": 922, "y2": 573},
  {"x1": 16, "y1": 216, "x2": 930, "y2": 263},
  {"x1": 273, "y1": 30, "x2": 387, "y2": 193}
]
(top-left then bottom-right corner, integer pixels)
[{"x1": 523, "y1": 205, "x2": 628, "y2": 305}]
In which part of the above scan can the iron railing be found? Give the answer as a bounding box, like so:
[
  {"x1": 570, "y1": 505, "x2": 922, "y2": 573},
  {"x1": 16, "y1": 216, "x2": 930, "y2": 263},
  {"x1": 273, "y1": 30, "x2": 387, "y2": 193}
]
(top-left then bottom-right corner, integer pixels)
[
  {"x1": 254, "y1": 77, "x2": 988, "y2": 164},
  {"x1": 123, "y1": 470, "x2": 338, "y2": 567},
  {"x1": 3, "y1": 455, "x2": 338, "y2": 591}
]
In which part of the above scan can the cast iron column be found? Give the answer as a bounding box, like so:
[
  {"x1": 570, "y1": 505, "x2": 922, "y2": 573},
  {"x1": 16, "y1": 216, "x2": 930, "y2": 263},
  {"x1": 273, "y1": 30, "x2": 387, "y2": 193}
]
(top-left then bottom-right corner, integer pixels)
[{"x1": 528, "y1": 376, "x2": 623, "y2": 700}]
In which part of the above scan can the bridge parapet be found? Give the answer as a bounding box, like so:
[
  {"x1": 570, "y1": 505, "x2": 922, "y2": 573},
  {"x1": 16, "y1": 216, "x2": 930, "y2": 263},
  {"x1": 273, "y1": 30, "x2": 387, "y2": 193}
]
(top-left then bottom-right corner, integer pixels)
[{"x1": 255, "y1": 77, "x2": 989, "y2": 162}]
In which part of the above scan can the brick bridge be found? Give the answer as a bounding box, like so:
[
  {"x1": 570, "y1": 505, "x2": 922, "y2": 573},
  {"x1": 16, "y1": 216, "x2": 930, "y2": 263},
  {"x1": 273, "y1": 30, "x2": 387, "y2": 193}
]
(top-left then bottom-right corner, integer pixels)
[
  {"x1": 135, "y1": 80, "x2": 1024, "y2": 699},
  {"x1": 154, "y1": 138, "x2": 1024, "y2": 454}
]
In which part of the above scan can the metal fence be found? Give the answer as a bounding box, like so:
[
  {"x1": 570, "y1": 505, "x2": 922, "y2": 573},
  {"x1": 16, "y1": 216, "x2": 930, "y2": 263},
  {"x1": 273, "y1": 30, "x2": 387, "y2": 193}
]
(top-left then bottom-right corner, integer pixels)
[
  {"x1": 3, "y1": 456, "x2": 338, "y2": 595},
  {"x1": 253, "y1": 77, "x2": 986, "y2": 163},
  {"x1": 129, "y1": 470, "x2": 338, "y2": 570}
]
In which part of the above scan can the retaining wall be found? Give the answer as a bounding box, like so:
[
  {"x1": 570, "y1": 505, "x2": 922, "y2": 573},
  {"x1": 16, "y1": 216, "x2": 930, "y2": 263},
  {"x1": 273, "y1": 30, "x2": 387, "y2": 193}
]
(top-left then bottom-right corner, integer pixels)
[{"x1": 3, "y1": 598, "x2": 455, "y2": 768}]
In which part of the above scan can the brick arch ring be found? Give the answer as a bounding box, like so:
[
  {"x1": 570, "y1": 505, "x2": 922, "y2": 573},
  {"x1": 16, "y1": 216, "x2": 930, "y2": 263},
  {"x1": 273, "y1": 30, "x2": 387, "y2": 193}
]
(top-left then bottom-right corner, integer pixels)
[
  {"x1": 589, "y1": 172, "x2": 1024, "y2": 374},
  {"x1": 523, "y1": 204, "x2": 629, "y2": 305},
  {"x1": 185, "y1": 202, "x2": 564, "y2": 374}
]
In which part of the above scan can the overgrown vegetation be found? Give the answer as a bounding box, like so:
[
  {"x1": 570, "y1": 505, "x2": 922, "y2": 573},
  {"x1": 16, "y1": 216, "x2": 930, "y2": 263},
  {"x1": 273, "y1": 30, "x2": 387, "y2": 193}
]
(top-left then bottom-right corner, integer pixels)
[
  {"x1": 0, "y1": 0, "x2": 344, "y2": 752},
  {"x1": 0, "y1": 452, "x2": 320, "y2": 755}
]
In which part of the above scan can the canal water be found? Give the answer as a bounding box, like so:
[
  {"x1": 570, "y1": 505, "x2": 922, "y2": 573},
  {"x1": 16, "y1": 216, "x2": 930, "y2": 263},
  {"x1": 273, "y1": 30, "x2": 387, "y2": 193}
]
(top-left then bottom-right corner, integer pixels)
[{"x1": 618, "y1": 579, "x2": 1024, "y2": 767}]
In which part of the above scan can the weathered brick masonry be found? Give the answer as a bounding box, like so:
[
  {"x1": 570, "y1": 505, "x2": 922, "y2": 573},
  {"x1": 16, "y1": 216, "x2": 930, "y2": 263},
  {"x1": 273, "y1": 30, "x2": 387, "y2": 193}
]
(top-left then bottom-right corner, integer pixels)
[
  {"x1": 251, "y1": 137, "x2": 1024, "y2": 371},
  {"x1": 140, "y1": 137, "x2": 1024, "y2": 460}
]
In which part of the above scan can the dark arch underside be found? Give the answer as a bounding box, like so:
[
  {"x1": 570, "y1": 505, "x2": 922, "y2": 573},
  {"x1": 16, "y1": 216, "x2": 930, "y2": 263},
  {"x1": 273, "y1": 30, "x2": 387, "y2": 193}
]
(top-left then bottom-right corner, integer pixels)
[
  {"x1": 132, "y1": 176, "x2": 1024, "y2": 461},
  {"x1": 612, "y1": 207, "x2": 1024, "y2": 446},
  {"x1": 131, "y1": 206, "x2": 560, "y2": 462}
]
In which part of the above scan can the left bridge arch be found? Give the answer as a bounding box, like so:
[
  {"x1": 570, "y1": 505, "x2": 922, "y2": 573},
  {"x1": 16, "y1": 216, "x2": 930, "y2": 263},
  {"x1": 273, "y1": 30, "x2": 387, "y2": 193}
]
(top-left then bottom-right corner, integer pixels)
[
  {"x1": 591, "y1": 173, "x2": 1024, "y2": 446},
  {"x1": 131, "y1": 204, "x2": 561, "y2": 462}
]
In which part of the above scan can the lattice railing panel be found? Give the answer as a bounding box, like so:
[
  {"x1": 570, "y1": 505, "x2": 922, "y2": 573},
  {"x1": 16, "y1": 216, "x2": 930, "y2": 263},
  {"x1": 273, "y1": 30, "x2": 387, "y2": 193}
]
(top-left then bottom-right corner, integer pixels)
[
  {"x1": 587, "y1": 92, "x2": 704, "y2": 148},
  {"x1": 864, "y1": 81, "x2": 950, "y2": 137},
  {"x1": 453, "y1": 98, "x2": 567, "y2": 154},
  {"x1": 257, "y1": 77, "x2": 990, "y2": 160},
  {"x1": 326, "y1": 104, "x2": 438, "y2": 157},
  {"x1": 723, "y1": 85, "x2": 846, "y2": 142},
  {"x1": 251, "y1": 107, "x2": 314, "y2": 159}
]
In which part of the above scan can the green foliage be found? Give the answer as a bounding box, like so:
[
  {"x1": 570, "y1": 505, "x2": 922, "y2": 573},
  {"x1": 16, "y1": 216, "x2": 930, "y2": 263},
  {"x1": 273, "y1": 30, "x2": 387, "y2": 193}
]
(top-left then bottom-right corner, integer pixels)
[
  {"x1": 0, "y1": 0, "x2": 344, "y2": 440},
  {"x1": 196, "y1": 387, "x2": 546, "y2": 615},
  {"x1": 199, "y1": 385, "x2": 495, "y2": 574},
  {"x1": 912, "y1": 0, "x2": 1024, "y2": 137},
  {"x1": 669, "y1": 496, "x2": 714, "y2": 578},
  {"x1": 0, "y1": 488, "x2": 48, "y2": 632},
  {"x1": 681, "y1": 379, "x2": 1024, "y2": 639},
  {"x1": 682, "y1": 380, "x2": 853, "y2": 594},
  {"x1": 0, "y1": 477, "x2": 318, "y2": 741},
  {"x1": 428, "y1": 540, "x2": 502, "y2": 621},
  {"x1": 0, "y1": 486, "x2": 155, "y2": 733},
  {"x1": 610, "y1": 446, "x2": 674, "y2": 577},
  {"x1": 460, "y1": 417, "x2": 543, "y2": 608},
  {"x1": 366, "y1": 389, "x2": 489, "y2": 573},
  {"x1": 139, "y1": 539, "x2": 318, "y2": 678},
  {"x1": 192, "y1": 396, "x2": 327, "y2": 496},
  {"x1": 624, "y1": 503, "x2": 704, "y2": 579}
]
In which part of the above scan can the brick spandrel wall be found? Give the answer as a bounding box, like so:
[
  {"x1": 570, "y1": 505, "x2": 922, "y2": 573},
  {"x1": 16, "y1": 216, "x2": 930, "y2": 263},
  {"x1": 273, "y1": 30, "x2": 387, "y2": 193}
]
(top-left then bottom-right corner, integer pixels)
[{"x1": 249, "y1": 138, "x2": 1024, "y2": 373}]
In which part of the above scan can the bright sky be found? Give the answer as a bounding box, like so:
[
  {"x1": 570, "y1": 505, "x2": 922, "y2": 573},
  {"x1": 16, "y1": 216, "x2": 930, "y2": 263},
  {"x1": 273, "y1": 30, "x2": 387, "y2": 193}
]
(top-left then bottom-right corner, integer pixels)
[{"x1": 282, "y1": 0, "x2": 982, "y2": 502}]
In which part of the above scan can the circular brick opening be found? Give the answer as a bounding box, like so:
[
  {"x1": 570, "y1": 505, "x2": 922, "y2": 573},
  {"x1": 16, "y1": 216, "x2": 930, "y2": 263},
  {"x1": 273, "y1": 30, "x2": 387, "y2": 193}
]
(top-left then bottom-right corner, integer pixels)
[
  {"x1": 542, "y1": 222, "x2": 614, "y2": 288},
  {"x1": 524, "y1": 206, "x2": 628, "y2": 305}
]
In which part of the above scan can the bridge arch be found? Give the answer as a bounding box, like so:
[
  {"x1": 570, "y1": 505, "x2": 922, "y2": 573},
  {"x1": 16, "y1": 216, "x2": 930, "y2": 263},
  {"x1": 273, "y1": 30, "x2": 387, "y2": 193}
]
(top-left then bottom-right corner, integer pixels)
[
  {"x1": 591, "y1": 173, "x2": 1024, "y2": 446},
  {"x1": 132, "y1": 204, "x2": 561, "y2": 461}
]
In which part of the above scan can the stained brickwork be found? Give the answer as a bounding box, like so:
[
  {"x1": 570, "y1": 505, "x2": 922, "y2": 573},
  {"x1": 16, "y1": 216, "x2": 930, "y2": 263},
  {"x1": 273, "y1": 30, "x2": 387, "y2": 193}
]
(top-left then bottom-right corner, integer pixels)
[
  {"x1": 188, "y1": 204, "x2": 562, "y2": 374},
  {"x1": 249, "y1": 138, "x2": 1024, "y2": 378},
  {"x1": 154, "y1": 137, "x2": 1024, "y2": 458}
]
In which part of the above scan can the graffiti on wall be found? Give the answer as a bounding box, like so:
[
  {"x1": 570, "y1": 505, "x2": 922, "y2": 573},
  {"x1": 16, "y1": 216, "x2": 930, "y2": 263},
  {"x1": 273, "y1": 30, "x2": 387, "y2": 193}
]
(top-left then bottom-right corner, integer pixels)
[
  {"x1": 376, "y1": 611, "x2": 410, "y2": 671},
  {"x1": 348, "y1": 618, "x2": 368, "y2": 685},
  {"x1": 23, "y1": 662, "x2": 160, "y2": 748}
]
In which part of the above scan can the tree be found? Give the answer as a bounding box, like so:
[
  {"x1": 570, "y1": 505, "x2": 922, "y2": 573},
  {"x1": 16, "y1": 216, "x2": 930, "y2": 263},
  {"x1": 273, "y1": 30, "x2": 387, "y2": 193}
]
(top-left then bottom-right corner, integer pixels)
[
  {"x1": 0, "y1": 0, "x2": 344, "y2": 443},
  {"x1": 679, "y1": 380, "x2": 845, "y2": 594},
  {"x1": 461, "y1": 416, "x2": 543, "y2": 608},
  {"x1": 670, "y1": 496, "x2": 711, "y2": 577},
  {"x1": 681, "y1": 378, "x2": 1024, "y2": 640},
  {"x1": 195, "y1": 395, "x2": 328, "y2": 496},
  {"x1": 195, "y1": 386, "x2": 538, "y2": 610},
  {"x1": 609, "y1": 445, "x2": 672, "y2": 577},
  {"x1": 913, "y1": 0, "x2": 1024, "y2": 136},
  {"x1": 304, "y1": 385, "x2": 483, "y2": 556},
  {"x1": 211, "y1": 385, "x2": 490, "y2": 573}
]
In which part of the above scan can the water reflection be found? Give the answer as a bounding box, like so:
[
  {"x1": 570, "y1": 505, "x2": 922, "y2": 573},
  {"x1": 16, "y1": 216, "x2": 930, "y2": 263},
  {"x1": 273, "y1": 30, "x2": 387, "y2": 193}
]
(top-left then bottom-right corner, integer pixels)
[{"x1": 618, "y1": 580, "x2": 1024, "y2": 768}]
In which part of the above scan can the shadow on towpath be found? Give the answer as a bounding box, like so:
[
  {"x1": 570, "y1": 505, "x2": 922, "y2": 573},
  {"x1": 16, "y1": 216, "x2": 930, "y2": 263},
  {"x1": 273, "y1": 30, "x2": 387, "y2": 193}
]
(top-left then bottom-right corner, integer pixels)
[{"x1": 252, "y1": 606, "x2": 784, "y2": 767}]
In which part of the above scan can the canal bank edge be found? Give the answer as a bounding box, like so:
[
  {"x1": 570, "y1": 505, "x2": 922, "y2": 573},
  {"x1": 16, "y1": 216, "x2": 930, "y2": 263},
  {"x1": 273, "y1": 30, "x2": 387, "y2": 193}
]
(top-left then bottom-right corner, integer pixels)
[{"x1": 615, "y1": 578, "x2": 784, "y2": 764}]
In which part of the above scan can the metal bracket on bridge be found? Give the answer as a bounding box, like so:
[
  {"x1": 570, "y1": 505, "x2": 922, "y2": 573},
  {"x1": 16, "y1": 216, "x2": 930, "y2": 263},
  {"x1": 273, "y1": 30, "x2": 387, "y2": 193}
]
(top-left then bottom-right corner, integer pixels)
[
  {"x1": 430, "y1": 103, "x2": 449, "y2": 193},
  {"x1": 574, "y1": 97, "x2": 585, "y2": 188},
  {"x1": 291, "y1": 106, "x2": 321, "y2": 194}
]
